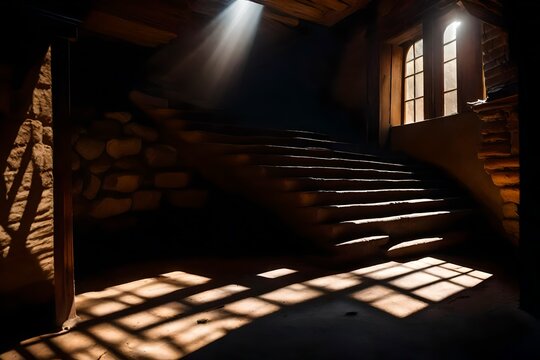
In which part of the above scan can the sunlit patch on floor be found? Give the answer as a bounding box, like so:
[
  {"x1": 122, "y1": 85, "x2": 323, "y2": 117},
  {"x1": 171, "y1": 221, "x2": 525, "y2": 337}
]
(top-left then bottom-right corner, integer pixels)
[
  {"x1": 2, "y1": 257, "x2": 492, "y2": 359},
  {"x1": 257, "y1": 268, "x2": 298, "y2": 278}
]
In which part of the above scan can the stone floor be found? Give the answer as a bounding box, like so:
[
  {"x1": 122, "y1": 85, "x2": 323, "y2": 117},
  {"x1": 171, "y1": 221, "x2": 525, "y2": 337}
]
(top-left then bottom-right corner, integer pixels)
[{"x1": 2, "y1": 248, "x2": 540, "y2": 359}]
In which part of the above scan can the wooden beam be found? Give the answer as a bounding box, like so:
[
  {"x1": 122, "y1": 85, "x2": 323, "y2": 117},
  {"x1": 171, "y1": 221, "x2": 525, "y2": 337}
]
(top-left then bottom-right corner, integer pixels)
[
  {"x1": 51, "y1": 38, "x2": 76, "y2": 328},
  {"x1": 263, "y1": 10, "x2": 300, "y2": 27},
  {"x1": 262, "y1": 0, "x2": 324, "y2": 23},
  {"x1": 82, "y1": 11, "x2": 177, "y2": 47}
]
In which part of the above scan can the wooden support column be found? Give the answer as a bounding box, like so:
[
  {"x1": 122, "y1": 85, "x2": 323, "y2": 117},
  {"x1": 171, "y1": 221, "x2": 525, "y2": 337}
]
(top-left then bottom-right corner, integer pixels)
[{"x1": 51, "y1": 38, "x2": 76, "y2": 328}]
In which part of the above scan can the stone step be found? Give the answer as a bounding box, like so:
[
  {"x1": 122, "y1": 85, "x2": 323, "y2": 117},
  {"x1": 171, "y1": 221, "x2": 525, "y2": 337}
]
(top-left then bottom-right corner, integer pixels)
[
  {"x1": 264, "y1": 177, "x2": 444, "y2": 192},
  {"x1": 279, "y1": 188, "x2": 454, "y2": 207},
  {"x1": 385, "y1": 231, "x2": 469, "y2": 258},
  {"x1": 203, "y1": 143, "x2": 410, "y2": 164},
  {"x1": 292, "y1": 197, "x2": 466, "y2": 223},
  {"x1": 331, "y1": 235, "x2": 391, "y2": 261},
  {"x1": 175, "y1": 130, "x2": 366, "y2": 152},
  {"x1": 302, "y1": 209, "x2": 472, "y2": 242},
  {"x1": 222, "y1": 153, "x2": 419, "y2": 172},
  {"x1": 160, "y1": 118, "x2": 332, "y2": 141},
  {"x1": 260, "y1": 165, "x2": 431, "y2": 181}
]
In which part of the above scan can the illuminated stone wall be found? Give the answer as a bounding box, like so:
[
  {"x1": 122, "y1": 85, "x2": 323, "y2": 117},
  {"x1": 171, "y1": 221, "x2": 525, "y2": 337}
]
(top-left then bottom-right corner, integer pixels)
[
  {"x1": 0, "y1": 49, "x2": 55, "y2": 309},
  {"x1": 71, "y1": 113, "x2": 208, "y2": 222},
  {"x1": 474, "y1": 95, "x2": 519, "y2": 245}
]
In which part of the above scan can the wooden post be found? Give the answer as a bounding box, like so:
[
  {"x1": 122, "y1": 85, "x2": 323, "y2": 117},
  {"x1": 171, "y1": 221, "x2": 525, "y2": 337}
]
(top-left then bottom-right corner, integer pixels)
[{"x1": 51, "y1": 38, "x2": 76, "y2": 328}]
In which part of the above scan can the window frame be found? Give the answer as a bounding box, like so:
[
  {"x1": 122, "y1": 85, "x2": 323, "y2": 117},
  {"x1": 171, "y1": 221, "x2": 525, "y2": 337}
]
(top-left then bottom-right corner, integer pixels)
[
  {"x1": 383, "y1": 7, "x2": 484, "y2": 129},
  {"x1": 402, "y1": 38, "x2": 425, "y2": 124}
]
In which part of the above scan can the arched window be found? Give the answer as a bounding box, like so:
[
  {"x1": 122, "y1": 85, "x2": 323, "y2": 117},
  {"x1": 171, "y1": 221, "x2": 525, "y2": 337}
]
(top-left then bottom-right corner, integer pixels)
[
  {"x1": 404, "y1": 39, "x2": 424, "y2": 124},
  {"x1": 443, "y1": 21, "x2": 460, "y2": 115}
]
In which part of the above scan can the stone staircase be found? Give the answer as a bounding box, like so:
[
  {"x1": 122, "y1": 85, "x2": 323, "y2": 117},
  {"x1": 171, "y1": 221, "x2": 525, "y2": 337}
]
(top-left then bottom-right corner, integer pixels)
[{"x1": 131, "y1": 96, "x2": 476, "y2": 261}]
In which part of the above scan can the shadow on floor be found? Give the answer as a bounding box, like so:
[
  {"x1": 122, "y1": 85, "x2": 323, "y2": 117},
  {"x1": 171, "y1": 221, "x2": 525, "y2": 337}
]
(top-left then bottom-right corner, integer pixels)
[{"x1": 3, "y1": 250, "x2": 539, "y2": 359}]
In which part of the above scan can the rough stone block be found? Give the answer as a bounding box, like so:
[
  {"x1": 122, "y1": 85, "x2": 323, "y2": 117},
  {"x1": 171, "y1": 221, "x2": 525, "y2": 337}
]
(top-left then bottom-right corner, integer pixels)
[
  {"x1": 43, "y1": 126, "x2": 53, "y2": 146},
  {"x1": 166, "y1": 190, "x2": 208, "y2": 208},
  {"x1": 89, "y1": 155, "x2": 112, "y2": 174},
  {"x1": 6, "y1": 146, "x2": 25, "y2": 172},
  {"x1": 154, "y1": 172, "x2": 190, "y2": 188},
  {"x1": 132, "y1": 190, "x2": 162, "y2": 211},
  {"x1": 30, "y1": 120, "x2": 43, "y2": 144},
  {"x1": 483, "y1": 157, "x2": 519, "y2": 171},
  {"x1": 144, "y1": 145, "x2": 177, "y2": 167},
  {"x1": 32, "y1": 142, "x2": 53, "y2": 173},
  {"x1": 103, "y1": 173, "x2": 142, "y2": 193},
  {"x1": 478, "y1": 143, "x2": 511, "y2": 159},
  {"x1": 114, "y1": 156, "x2": 145, "y2": 171},
  {"x1": 124, "y1": 123, "x2": 159, "y2": 142},
  {"x1": 83, "y1": 174, "x2": 101, "y2": 200},
  {"x1": 500, "y1": 187, "x2": 519, "y2": 204},
  {"x1": 75, "y1": 137, "x2": 105, "y2": 160},
  {"x1": 104, "y1": 111, "x2": 132, "y2": 124},
  {"x1": 31, "y1": 88, "x2": 53, "y2": 123},
  {"x1": 89, "y1": 197, "x2": 132, "y2": 218},
  {"x1": 502, "y1": 202, "x2": 519, "y2": 219},
  {"x1": 14, "y1": 120, "x2": 32, "y2": 146},
  {"x1": 89, "y1": 119, "x2": 123, "y2": 138},
  {"x1": 491, "y1": 171, "x2": 519, "y2": 186},
  {"x1": 106, "y1": 138, "x2": 142, "y2": 159}
]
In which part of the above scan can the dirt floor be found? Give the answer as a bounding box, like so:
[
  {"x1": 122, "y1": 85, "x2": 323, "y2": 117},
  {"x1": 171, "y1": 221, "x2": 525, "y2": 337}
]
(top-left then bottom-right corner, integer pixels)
[{"x1": 2, "y1": 242, "x2": 540, "y2": 359}]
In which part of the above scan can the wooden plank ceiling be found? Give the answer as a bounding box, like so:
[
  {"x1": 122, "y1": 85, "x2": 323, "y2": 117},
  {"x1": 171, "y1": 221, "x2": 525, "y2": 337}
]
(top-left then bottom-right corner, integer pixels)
[{"x1": 83, "y1": 0, "x2": 372, "y2": 47}]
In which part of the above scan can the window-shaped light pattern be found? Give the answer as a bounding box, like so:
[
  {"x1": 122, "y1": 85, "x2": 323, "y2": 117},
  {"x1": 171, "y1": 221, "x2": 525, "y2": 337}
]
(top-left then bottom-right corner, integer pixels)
[
  {"x1": 404, "y1": 39, "x2": 424, "y2": 124},
  {"x1": 443, "y1": 21, "x2": 460, "y2": 115}
]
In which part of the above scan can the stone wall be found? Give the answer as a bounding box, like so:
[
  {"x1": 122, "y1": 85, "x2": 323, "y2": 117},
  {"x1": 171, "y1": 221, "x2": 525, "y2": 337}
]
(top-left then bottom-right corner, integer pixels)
[
  {"x1": 482, "y1": 23, "x2": 518, "y2": 98},
  {"x1": 71, "y1": 113, "x2": 208, "y2": 222},
  {"x1": 473, "y1": 95, "x2": 519, "y2": 244},
  {"x1": 0, "y1": 49, "x2": 55, "y2": 310}
]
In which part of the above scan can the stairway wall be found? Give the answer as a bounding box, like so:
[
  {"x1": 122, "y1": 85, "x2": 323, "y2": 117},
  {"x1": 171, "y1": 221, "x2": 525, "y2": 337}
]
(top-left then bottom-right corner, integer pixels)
[
  {"x1": 390, "y1": 112, "x2": 504, "y2": 235},
  {"x1": 0, "y1": 46, "x2": 55, "y2": 318}
]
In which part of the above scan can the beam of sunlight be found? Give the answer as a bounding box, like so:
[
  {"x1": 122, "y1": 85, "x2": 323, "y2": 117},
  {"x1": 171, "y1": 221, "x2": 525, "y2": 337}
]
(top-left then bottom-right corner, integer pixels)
[
  {"x1": 257, "y1": 268, "x2": 298, "y2": 278},
  {"x1": 151, "y1": 0, "x2": 264, "y2": 108}
]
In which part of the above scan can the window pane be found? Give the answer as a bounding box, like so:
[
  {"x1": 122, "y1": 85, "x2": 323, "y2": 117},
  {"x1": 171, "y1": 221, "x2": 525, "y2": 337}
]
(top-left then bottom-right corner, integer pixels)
[
  {"x1": 444, "y1": 59, "x2": 457, "y2": 91},
  {"x1": 415, "y1": 73, "x2": 424, "y2": 98},
  {"x1": 414, "y1": 39, "x2": 423, "y2": 57},
  {"x1": 444, "y1": 90, "x2": 458, "y2": 115},
  {"x1": 415, "y1": 56, "x2": 423, "y2": 73},
  {"x1": 405, "y1": 76, "x2": 414, "y2": 100},
  {"x1": 406, "y1": 46, "x2": 414, "y2": 61},
  {"x1": 443, "y1": 21, "x2": 460, "y2": 44},
  {"x1": 415, "y1": 98, "x2": 424, "y2": 122},
  {"x1": 406, "y1": 61, "x2": 414, "y2": 76},
  {"x1": 443, "y1": 41, "x2": 456, "y2": 62},
  {"x1": 405, "y1": 101, "x2": 414, "y2": 124}
]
